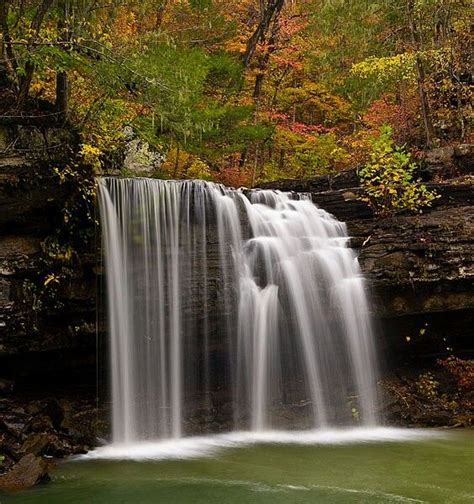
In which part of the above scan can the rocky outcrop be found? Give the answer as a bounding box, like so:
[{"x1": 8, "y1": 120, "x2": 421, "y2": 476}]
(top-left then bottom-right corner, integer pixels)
[
  {"x1": 351, "y1": 205, "x2": 473, "y2": 318},
  {"x1": 121, "y1": 126, "x2": 165, "y2": 176},
  {"x1": 259, "y1": 147, "x2": 474, "y2": 365},
  {"x1": 0, "y1": 123, "x2": 107, "y2": 476},
  {"x1": 0, "y1": 124, "x2": 99, "y2": 380},
  {"x1": 0, "y1": 129, "x2": 472, "y2": 467},
  {"x1": 0, "y1": 393, "x2": 107, "y2": 480},
  {"x1": 421, "y1": 143, "x2": 474, "y2": 179},
  {"x1": 352, "y1": 202, "x2": 473, "y2": 365}
]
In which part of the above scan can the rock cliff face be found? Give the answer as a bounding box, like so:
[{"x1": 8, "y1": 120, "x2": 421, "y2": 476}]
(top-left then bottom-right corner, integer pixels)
[
  {"x1": 0, "y1": 124, "x2": 105, "y2": 472},
  {"x1": 351, "y1": 199, "x2": 472, "y2": 366},
  {"x1": 0, "y1": 133, "x2": 472, "y2": 377},
  {"x1": 260, "y1": 146, "x2": 474, "y2": 366},
  {"x1": 0, "y1": 124, "x2": 99, "y2": 385},
  {"x1": 0, "y1": 131, "x2": 473, "y2": 465}
]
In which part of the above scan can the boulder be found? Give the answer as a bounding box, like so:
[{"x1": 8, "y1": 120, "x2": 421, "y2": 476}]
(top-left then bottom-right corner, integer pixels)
[
  {"x1": 0, "y1": 454, "x2": 50, "y2": 492},
  {"x1": 21, "y1": 433, "x2": 70, "y2": 458}
]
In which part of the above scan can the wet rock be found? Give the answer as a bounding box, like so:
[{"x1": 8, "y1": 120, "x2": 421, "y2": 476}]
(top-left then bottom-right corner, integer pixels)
[
  {"x1": 25, "y1": 402, "x2": 42, "y2": 416},
  {"x1": 60, "y1": 408, "x2": 101, "y2": 445},
  {"x1": 21, "y1": 433, "x2": 52, "y2": 456},
  {"x1": 28, "y1": 415, "x2": 54, "y2": 433},
  {"x1": 21, "y1": 433, "x2": 70, "y2": 458},
  {"x1": 1, "y1": 417, "x2": 27, "y2": 440},
  {"x1": 0, "y1": 395, "x2": 108, "y2": 469},
  {"x1": 0, "y1": 438, "x2": 22, "y2": 466},
  {"x1": 0, "y1": 454, "x2": 50, "y2": 492}
]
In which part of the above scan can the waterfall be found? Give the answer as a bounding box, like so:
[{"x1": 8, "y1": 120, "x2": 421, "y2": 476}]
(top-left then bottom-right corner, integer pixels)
[{"x1": 98, "y1": 177, "x2": 378, "y2": 444}]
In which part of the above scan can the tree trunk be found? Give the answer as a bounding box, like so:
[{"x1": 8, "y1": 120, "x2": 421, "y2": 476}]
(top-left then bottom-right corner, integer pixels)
[
  {"x1": 414, "y1": 57, "x2": 435, "y2": 147},
  {"x1": 406, "y1": 0, "x2": 435, "y2": 148},
  {"x1": 16, "y1": 0, "x2": 54, "y2": 110},
  {"x1": 17, "y1": 62, "x2": 35, "y2": 109},
  {"x1": 173, "y1": 144, "x2": 181, "y2": 178},
  {"x1": 239, "y1": 0, "x2": 285, "y2": 168},
  {"x1": 0, "y1": 1, "x2": 8, "y2": 86},
  {"x1": 251, "y1": 145, "x2": 259, "y2": 187},
  {"x1": 55, "y1": 0, "x2": 69, "y2": 120},
  {"x1": 56, "y1": 72, "x2": 69, "y2": 119},
  {"x1": 242, "y1": 0, "x2": 285, "y2": 68},
  {"x1": 253, "y1": 13, "x2": 281, "y2": 100},
  {"x1": 0, "y1": 0, "x2": 19, "y2": 87}
]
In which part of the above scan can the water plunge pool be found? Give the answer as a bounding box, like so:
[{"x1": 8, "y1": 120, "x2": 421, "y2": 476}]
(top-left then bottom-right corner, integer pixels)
[{"x1": 5, "y1": 429, "x2": 473, "y2": 503}]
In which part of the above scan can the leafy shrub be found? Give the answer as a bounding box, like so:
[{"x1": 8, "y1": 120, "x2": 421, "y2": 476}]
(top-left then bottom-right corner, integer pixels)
[
  {"x1": 358, "y1": 125, "x2": 437, "y2": 217},
  {"x1": 382, "y1": 355, "x2": 474, "y2": 427},
  {"x1": 415, "y1": 372, "x2": 439, "y2": 399},
  {"x1": 438, "y1": 356, "x2": 474, "y2": 392}
]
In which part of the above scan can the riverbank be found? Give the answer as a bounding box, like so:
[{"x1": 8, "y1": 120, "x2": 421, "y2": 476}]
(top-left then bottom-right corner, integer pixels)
[{"x1": 1, "y1": 362, "x2": 473, "y2": 492}]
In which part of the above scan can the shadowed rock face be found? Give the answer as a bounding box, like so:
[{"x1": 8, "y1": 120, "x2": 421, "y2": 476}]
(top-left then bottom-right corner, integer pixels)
[
  {"x1": 259, "y1": 146, "x2": 474, "y2": 365},
  {"x1": 0, "y1": 132, "x2": 472, "y2": 375},
  {"x1": 351, "y1": 206, "x2": 473, "y2": 317},
  {"x1": 350, "y1": 204, "x2": 473, "y2": 366},
  {"x1": 0, "y1": 124, "x2": 99, "y2": 386}
]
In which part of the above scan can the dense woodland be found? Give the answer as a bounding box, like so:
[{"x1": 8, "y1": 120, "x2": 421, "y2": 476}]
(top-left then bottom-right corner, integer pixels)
[{"x1": 0, "y1": 0, "x2": 471, "y2": 188}]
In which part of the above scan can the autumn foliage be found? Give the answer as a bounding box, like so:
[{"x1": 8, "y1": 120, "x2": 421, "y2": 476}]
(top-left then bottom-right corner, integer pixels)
[{"x1": 0, "y1": 0, "x2": 471, "y2": 186}]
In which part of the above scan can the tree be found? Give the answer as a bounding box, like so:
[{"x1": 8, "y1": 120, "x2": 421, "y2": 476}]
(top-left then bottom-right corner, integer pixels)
[
  {"x1": 241, "y1": 0, "x2": 285, "y2": 68},
  {"x1": 54, "y1": 0, "x2": 69, "y2": 119}
]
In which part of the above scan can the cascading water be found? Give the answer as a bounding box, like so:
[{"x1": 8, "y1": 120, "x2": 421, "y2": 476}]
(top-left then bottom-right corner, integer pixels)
[{"x1": 98, "y1": 177, "x2": 379, "y2": 444}]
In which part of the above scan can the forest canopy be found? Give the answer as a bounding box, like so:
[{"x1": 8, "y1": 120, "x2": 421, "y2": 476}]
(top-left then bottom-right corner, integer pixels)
[{"x1": 0, "y1": 0, "x2": 472, "y2": 186}]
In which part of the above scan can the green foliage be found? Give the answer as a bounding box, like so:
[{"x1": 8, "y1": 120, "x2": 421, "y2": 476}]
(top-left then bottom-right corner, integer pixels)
[
  {"x1": 305, "y1": 0, "x2": 396, "y2": 110},
  {"x1": 358, "y1": 126, "x2": 437, "y2": 217},
  {"x1": 278, "y1": 83, "x2": 353, "y2": 127},
  {"x1": 205, "y1": 50, "x2": 243, "y2": 95},
  {"x1": 128, "y1": 41, "x2": 212, "y2": 143},
  {"x1": 195, "y1": 105, "x2": 272, "y2": 165},
  {"x1": 261, "y1": 127, "x2": 350, "y2": 182}
]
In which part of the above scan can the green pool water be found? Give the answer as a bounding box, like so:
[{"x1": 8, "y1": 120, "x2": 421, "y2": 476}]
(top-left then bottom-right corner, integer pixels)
[{"x1": 3, "y1": 429, "x2": 474, "y2": 503}]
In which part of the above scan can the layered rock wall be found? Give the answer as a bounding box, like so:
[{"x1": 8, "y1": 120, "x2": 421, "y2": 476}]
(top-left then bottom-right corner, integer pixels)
[
  {"x1": 1, "y1": 133, "x2": 472, "y2": 382},
  {"x1": 260, "y1": 146, "x2": 473, "y2": 365},
  {"x1": 0, "y1": 124, "x2": 98, "y2": 384}
]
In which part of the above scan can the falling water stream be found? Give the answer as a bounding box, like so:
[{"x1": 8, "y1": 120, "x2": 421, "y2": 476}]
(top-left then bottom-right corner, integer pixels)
[
  {"x1": 98, "y1": 177, "x2": 379, "y2": 444},
  {"x1": 4, "y1": 177, "x2": 467, "y2": 504}
]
